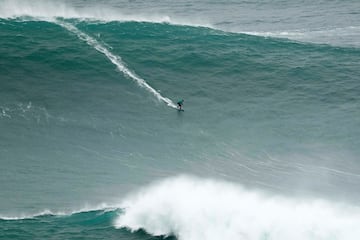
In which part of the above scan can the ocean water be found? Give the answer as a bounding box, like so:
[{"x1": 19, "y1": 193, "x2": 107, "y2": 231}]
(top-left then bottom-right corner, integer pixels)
[{"x1": 1, "y1": 0, "x2": 360, "y2": 239}]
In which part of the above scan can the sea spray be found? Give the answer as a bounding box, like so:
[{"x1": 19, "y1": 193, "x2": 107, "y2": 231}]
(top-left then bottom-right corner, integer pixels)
[
  {"x1": 0, "y1": 0, "x2": 213, "y2": 28},
  {"x1": 116, "y1": 175, "x2": 360, "y2": 240}
]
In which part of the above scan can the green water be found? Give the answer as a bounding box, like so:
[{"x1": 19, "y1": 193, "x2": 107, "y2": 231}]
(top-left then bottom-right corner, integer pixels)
[{"x1": 0, "y1": 3, "x2": 360, "y2": 238}]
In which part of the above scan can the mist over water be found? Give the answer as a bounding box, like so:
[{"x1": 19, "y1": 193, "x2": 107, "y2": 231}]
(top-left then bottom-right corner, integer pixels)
[{"x1": 1, "y1": 0, "x2": 360, "y2": 239}]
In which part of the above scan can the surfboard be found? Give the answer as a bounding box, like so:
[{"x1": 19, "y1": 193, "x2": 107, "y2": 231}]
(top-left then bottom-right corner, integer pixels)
[{"x1": 177, "y1": 109, "x2": 184, "y2": 112}]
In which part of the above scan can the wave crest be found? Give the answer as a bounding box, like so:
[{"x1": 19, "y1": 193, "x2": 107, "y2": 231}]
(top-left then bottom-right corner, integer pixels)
[
  {"x1": 0, "y1": 0, "x2": 210, "y2": 28},
  {"x1": 115, "y1": 175, "x2": 360, "y2": 240}
]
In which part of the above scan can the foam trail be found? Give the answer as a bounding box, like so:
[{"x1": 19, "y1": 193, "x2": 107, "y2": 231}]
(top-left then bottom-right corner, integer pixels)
[
  {"x1": 115, "y1": 175, "x2": 360, "y2": 240},
  {"x1": 56, "y1": 20, "x2": 177, "y2": 109}
]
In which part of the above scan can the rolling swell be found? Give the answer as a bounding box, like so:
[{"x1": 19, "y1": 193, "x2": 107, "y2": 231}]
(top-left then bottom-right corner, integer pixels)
[
  {"x1": 1, "y1": 208, "x2": 174, "y2": 240},
  {"x1": 0, "y1": 209, "x2": 145, "y2": 240},
  {"x1": 1, "y1": 18, "x2": 360, "y2": 180},
  {"x1": 1, "y1": 18, "x2": 360, "y2": 192}
]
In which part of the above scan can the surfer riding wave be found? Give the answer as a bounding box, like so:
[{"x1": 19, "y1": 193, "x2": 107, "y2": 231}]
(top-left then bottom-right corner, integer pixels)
[{"x1": 177, "y1": 99, "x2": 184, "y2": 111}]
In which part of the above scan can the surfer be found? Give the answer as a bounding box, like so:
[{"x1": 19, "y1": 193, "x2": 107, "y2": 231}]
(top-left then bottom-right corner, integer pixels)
[{"x1": 177, "y1": 99, "x2": 184, "y2": 110}]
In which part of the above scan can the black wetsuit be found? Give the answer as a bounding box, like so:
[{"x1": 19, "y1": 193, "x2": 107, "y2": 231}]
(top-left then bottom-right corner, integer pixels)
[{"x1": 177, "y1": 100, "x2": 184, "y2": 109}]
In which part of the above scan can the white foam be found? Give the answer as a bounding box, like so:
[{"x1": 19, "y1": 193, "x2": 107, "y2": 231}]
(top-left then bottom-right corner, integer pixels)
[
  {"x1": 55, "y1": 21, "x2": 177, "y2": 108},
  {"x1": 0, "y1": 0, "x2": 211, "y2": 28},
  {"x1": 240, "y1": 26, "x2": 360, "y2": 46},
  {"x1": 115, "y1": 175, "x2": 360, "y2": 240},
  {"x1": 243, "y1": 27, "x2": 360, "y2": 39}
]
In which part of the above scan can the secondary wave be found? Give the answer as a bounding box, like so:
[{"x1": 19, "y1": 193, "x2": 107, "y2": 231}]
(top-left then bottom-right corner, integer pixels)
[
  {"x1": 115, "y1": 175, "x2": 360, "y2": 240},
  {"x1": 0, "y1": 203, "x2": 116, "y2": 221},
  {"x1": 55, "y1": 20, "x2": 177, "y2": 109}
]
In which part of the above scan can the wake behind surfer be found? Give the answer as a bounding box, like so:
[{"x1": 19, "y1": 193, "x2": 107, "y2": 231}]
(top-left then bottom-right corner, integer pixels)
[{"x1": 177, "y1": 99, "x2": 184, "y2": 110}]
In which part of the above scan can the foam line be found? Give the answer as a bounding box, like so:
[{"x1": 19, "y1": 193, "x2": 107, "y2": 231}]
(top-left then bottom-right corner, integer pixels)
[{"x1": 56, "y1": 20, "x2": 177, "y2": 109}]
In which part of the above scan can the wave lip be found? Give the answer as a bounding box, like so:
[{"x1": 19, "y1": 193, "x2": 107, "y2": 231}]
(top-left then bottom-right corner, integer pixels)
[
  {"x1": 2, "y1": 0, "x2": 358, "y2": 47},
  {"x1": 0, "y1": 0, "x2": 211, "y2": 28},
  {"x1": 115, "y1": 175, "x2": 360, "y2": 240}
]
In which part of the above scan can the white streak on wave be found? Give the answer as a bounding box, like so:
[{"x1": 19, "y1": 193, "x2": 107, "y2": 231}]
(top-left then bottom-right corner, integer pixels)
[{"x1": 56, "y1": 20, "x2": 177, "y2": 108}]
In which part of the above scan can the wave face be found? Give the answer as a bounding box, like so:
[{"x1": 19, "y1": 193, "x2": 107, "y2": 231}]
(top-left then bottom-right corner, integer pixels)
[
  {"x1": 55, "y1": 20, "x2": 177, "y2": 108},
  {"x1": 1, "y1": 0, "x2": 360, "y2": 239},
  {"x1": 0, "y1": 209, "x2": 161, "y2": 240}
]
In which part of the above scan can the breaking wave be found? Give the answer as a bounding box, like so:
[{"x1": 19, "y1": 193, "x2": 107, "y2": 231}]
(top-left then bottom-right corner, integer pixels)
[
  {"x1": 2, "y1": 176, "x2": 360, "y2": 239},
  {"x1": 0, "y1": 0, "x2": 211, "y2": 27},
  {"x1": 115, "y1": 176, "x2": 360, "y2": 240},
  {"x1": 1, "y1": 0, "x2": 359, "y2": 47}
]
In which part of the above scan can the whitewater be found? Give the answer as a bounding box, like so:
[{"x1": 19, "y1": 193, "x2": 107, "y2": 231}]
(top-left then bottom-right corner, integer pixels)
[
  {"x1": 116, "y1": 176, "x2": 360, "y2": 240},
  {"x1": 2, "y1": 176, "x2": 360, "y2": 240}
]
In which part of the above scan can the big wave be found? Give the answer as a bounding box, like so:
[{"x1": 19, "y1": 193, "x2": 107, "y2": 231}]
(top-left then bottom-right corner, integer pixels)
[
  {"x1": 115, "y1": 175, "x2": 360, "y2": 240},
  {"x1": 2, "y1": 176, "x2": 360, "y2": 239},
  {"x1": 55, "y1": 20, "x2": 177, "y2": 108}
]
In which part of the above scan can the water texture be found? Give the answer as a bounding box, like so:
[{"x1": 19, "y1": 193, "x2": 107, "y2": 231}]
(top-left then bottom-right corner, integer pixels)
[{"x1": 1, "y1": 1, "x2": 360, "y2": 239}]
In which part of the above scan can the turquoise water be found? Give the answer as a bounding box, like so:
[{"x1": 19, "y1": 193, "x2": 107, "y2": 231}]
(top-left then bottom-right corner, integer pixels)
[{"x1": 1, "y1": 1, "x2": 360, "y2": 239}]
